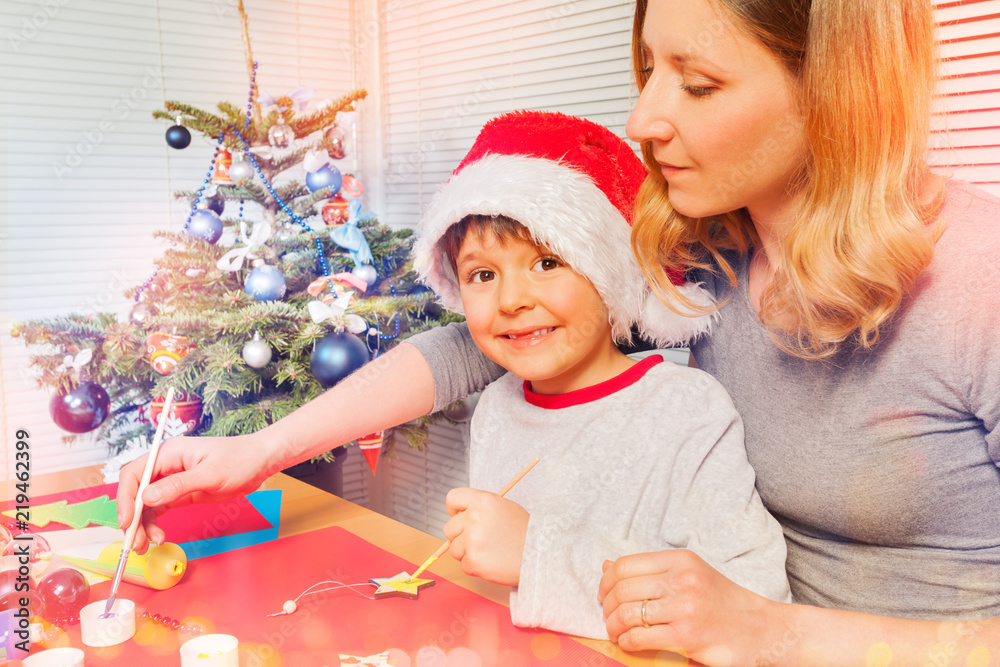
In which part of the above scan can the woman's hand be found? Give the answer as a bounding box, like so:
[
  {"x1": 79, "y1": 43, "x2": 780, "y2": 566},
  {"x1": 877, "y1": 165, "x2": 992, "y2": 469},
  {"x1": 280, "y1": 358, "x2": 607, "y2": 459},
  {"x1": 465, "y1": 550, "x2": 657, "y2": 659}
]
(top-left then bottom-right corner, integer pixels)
[
  {"x1": 599, "y1": 549, "x2": 784, "y2": 665},
  {"x1": 115, "y1": 433, "x2": 279, "y2": 552},
  {"x1": 443, "y1": 487, "x2": 529, "y2": 586}
]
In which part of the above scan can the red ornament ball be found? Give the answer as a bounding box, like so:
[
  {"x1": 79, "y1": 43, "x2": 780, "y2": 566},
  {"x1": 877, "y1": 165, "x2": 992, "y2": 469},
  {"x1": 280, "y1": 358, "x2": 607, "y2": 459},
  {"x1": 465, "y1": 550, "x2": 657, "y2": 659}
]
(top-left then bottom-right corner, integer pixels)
[{"x1": 36, "y1": 568, "x2": 90, "y2": 622}]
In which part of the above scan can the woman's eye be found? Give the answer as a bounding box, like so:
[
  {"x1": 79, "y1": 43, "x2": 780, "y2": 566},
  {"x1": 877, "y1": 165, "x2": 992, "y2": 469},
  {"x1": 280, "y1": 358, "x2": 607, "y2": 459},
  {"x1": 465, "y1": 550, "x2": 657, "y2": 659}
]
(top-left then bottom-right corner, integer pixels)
[
  {"x1": 469, "y1": 270, "x2": 494, "y2": 284},
  {"x1": 639, "y1": 47, "x2": 653, "y2": 74},
  {"x1": 681, "y1": 82, "x2": 716, "y2": 98}
]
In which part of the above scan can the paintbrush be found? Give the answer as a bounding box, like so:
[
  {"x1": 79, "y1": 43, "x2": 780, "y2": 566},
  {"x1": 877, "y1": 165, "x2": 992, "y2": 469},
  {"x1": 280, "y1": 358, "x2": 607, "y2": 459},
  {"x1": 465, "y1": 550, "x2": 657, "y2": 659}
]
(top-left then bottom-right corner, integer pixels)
[
  {"x1": 408, "y1": 456, "x2": 539, "y2": 582},
  {"x1": 101, "y1": 387, "x2": 175, "y2": 618}
]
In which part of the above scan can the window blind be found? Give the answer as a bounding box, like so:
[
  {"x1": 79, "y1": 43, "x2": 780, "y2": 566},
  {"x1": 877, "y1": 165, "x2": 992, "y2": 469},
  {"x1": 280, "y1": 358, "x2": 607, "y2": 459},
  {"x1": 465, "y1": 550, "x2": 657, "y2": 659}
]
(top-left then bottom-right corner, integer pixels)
[
  {"x1": 1, "y1": 0, "x2": 355, "y2": 476},
  {"x1": 932, "y1": 0, "x2": 1000, "y2": 197},
  {"x1": 378, "y1": 0, "x2": 636, "y2": 230}
]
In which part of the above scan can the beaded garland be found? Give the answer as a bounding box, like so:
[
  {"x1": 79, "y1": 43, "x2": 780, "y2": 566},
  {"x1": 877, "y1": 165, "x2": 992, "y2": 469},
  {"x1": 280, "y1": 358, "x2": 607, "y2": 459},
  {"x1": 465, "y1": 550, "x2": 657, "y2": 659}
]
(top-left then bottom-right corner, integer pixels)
[
  {"x1": 137, "y1": 609, "x2": 204, "y2": 634},
  {"x1": 136, "y1": 61, "x2": 339, "y2": 305}
]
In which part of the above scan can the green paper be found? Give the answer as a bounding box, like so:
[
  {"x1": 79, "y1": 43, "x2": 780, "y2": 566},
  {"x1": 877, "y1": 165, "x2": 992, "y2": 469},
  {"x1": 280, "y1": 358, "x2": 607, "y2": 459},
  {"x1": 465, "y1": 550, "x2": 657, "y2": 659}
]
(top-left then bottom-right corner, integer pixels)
[{"x1": 2, "y1": 494, "x2": 117, "y2": 529}]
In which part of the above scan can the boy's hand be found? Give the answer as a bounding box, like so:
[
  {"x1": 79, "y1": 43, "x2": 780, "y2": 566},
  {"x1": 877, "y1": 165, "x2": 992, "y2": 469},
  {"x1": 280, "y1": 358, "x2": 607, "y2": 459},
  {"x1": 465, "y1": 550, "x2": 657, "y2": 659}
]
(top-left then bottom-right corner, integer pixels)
[{"x1": 443, "y1": 487, "x2": 528, "y2": 586}]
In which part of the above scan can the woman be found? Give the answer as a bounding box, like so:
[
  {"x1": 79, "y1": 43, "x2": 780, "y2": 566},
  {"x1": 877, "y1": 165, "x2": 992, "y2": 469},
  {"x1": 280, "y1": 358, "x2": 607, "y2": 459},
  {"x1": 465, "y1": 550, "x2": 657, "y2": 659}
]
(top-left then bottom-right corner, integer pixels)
[
  {"x1": 597, "y1": 0, "x2": 1000, "y2": 662},
  {"x1": 119, "y1": 0, "x2": 1000, "y2": 663}
]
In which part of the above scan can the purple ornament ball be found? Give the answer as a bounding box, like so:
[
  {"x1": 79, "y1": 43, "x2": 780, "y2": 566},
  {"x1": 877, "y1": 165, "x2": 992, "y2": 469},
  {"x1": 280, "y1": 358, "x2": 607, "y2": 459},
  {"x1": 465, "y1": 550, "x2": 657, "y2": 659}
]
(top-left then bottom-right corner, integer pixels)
[
  {"x1": 187, "y1": 209, "x2": 224, "y2": 244},
  {"x1": 49, "y1": 381, "x2": 110, "y2": 434}
]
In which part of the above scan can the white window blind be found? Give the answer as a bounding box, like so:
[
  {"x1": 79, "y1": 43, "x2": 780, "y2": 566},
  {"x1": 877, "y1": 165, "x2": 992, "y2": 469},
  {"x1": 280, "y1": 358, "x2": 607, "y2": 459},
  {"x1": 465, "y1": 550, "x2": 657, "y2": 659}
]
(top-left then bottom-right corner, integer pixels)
[
  {"x1": 1, "y1": 0, "x2": 355, "y2": 476},
  {"x1": 932, "y1": 0, "x2": 1000, "y2": 197},
  {"x1": 378, "y1": 0, "x2": 636, "y2": 230}
]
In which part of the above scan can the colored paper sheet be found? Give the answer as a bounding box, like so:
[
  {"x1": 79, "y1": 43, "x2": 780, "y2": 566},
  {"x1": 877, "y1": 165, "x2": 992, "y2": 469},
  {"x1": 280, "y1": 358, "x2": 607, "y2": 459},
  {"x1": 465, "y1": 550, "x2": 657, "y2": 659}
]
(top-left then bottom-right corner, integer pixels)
[
  {"x1": 1, "y1": 483, "x2": 274, "y2": 541},
  {"x1": 52, "y1": 526, "x2": 626, "y2": 666},
  {"x1": 175, "y1": 490, "x2": 281, "y2": 560}
]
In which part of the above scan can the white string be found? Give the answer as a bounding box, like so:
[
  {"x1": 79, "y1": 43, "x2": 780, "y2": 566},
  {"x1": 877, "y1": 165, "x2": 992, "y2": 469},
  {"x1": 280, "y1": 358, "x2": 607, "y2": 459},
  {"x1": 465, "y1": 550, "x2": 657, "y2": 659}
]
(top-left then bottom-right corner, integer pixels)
[{"x1": 267, "y1": 580, "x2": 377, "y2": 617}]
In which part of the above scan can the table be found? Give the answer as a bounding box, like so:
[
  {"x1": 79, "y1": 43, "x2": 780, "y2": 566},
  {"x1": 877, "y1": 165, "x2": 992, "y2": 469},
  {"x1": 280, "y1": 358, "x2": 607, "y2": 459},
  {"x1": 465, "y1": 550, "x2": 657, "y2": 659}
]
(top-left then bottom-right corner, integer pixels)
[{"x1": 8, "y1": 465, "x2": 684, "y2": 665}]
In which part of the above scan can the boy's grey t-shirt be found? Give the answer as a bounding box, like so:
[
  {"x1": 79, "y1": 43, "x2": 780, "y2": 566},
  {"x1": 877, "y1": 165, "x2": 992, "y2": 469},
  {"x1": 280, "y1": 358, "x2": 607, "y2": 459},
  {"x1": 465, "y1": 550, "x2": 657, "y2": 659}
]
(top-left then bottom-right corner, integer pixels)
[{"x1": 406, "y1": 180, "x2": 1000, "y2": 619}]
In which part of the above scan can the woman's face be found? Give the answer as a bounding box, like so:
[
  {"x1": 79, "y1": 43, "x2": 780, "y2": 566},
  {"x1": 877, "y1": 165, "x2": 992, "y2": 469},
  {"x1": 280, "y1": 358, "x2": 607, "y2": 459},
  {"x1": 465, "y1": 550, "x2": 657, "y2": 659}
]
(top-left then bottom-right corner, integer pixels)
[{"x1": 627, "y1": 0, "x2": 809, "y2": 224}]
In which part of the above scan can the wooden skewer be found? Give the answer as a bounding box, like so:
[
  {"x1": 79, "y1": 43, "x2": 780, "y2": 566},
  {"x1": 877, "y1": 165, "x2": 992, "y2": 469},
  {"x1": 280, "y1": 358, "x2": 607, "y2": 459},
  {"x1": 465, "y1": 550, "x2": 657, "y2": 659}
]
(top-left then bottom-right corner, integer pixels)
[
  {"x1": 101, "y1": 387, "x2": 176, "y2": 618},
  {"x1": 408, "y1": 457, "x2": 539, "y2": 582}
]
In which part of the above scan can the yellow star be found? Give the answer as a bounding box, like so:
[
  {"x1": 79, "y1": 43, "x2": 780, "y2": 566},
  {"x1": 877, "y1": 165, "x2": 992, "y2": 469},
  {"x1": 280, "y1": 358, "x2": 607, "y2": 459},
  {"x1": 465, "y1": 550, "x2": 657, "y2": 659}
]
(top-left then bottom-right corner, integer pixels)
[{"x1": 368, "y1": 571, "x2": 435, "y2": 599}]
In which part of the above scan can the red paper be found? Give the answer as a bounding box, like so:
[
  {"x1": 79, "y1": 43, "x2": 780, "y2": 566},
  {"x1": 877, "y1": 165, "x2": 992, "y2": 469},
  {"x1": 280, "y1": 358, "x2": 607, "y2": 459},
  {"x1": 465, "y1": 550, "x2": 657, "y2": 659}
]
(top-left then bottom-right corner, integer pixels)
[
  {"x1": 52, "y1": 526, "x2": 626, "y2": 666},
  {"x1": 1, "y1": 484, "x2": 271, "y2": 540}
]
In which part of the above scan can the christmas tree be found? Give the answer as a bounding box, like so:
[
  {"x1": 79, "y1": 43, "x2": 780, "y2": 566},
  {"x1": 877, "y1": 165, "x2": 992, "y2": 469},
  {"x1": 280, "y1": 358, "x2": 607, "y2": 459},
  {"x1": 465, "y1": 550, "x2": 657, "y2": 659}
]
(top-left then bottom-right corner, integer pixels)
[{"x1": 12, "y1": 2, "x2": 461, "y2": 473}]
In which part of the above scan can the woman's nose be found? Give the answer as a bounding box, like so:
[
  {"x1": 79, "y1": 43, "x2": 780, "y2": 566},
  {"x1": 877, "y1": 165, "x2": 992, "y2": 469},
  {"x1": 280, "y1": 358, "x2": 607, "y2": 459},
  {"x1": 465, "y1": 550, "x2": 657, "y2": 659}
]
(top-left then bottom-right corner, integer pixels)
[{"x1": 626, "y1": 77, "x2": 677, "y2": 145}]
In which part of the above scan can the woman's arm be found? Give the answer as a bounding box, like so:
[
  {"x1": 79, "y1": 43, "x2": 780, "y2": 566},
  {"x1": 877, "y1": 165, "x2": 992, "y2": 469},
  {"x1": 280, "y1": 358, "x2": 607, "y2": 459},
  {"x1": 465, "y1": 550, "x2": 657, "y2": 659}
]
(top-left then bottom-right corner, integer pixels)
[
  {"x1": 599, "y1": 553, "x2": 1000, "y2": 666},
  {"x1": 117, "y1": 322, "x2": 504, "y2": 550},
  {"x1": 116, "y1": 337, "x2": 428, "y2": 549}
]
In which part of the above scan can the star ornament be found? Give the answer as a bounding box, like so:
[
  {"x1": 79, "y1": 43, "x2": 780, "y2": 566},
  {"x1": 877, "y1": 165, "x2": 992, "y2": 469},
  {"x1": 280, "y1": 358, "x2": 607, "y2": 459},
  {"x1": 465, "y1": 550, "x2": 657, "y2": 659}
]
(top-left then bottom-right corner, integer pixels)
[{"x1": 369, "y1": 571, "x2": 435, "y2": 599}]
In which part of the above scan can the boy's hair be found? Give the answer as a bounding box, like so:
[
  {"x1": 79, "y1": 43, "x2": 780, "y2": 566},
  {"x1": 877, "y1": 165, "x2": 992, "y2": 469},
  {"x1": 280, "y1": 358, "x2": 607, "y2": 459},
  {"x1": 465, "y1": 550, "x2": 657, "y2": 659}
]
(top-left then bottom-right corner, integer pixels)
[{"x1": 439, "y1": 214, "x2": 539, "y2": 275}]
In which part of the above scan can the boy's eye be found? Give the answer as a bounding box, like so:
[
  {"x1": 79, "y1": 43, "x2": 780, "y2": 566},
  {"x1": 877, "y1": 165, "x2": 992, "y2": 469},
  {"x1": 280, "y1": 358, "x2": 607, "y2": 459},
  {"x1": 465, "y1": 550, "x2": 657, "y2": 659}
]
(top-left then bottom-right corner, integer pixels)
[
  {"x1": 532, "y1": 257, "x2": 561, "y2": 272},
  {"x1": 469, "y1": 269, "x2": 494, "y2": 284}
]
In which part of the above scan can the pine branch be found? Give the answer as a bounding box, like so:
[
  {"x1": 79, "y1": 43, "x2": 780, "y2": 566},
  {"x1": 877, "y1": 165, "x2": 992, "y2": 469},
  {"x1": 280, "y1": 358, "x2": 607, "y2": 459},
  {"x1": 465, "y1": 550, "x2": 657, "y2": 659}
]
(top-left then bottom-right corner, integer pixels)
[
  {"x1": 293, "y1": 90, "x2": 368, "y2": 136},
  {"x1": 155, "y1": 103, "x2": 228, "y2": 140}
]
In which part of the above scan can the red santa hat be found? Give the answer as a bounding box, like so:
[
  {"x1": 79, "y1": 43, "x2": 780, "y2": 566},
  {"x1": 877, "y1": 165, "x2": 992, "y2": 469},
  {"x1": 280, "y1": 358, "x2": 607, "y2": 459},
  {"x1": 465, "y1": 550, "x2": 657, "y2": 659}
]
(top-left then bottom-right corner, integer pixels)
[{"x1": 412, "y1": 110, "x2": 714, "y2": 347}]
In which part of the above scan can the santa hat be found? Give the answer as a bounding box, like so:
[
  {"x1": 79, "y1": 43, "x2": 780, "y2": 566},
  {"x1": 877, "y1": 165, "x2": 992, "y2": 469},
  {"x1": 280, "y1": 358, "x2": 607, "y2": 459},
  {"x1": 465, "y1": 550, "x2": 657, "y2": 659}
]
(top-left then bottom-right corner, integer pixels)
[{"x1": 412, "y1": 110, "x2": 714, "y2": 348}]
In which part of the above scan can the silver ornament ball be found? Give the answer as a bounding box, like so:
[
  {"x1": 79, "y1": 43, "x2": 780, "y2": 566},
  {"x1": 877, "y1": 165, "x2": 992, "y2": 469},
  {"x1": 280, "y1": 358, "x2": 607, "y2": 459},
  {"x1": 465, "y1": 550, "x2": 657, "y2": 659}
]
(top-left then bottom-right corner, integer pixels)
[
  {"x1": 229, "y1": 159, "x2": 254, "y2": 181},
  {"x1": 268, "y1": 118, "x2": 295, "y2": 148},
  {"x1": 352, "y1": 264, "x2": 377, "y2": 288},
  {"x1": 242, "y1": 338, "x2": 273, "y2": 368}
]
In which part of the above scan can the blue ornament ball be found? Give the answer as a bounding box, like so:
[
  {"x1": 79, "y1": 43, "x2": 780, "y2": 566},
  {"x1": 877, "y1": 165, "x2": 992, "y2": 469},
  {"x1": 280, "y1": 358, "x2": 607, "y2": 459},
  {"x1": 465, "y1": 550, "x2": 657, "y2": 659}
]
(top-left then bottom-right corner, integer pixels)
[
  {"x1": 165, "y1": 124, "x2": 191, "y2": 149},
  {"x1": 305, "y1": 165, "x2": 342, "y2": 195},
  {"x1": 49, "y1": 380, "x2": 110, "y2": 433},
  {"x1": 244, "y1": 264, "x2": 287, "y2": 301},
  {"x1": 310, "y1": 332, "x2": 370, "y2": 388},
  {"x1": 188, "y1": 209, "x2": 224, "y2": 244},
  {"x1": 205, "y1": 196, "x2": 226, "y2": 215}
]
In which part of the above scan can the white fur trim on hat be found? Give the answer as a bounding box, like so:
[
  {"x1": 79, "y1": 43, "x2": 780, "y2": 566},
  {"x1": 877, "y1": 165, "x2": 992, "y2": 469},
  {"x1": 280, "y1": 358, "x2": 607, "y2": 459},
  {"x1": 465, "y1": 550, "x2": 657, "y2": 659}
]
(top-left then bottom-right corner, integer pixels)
[{"x1": 413, "y1": 153, "x2": 716, "y2": 346}]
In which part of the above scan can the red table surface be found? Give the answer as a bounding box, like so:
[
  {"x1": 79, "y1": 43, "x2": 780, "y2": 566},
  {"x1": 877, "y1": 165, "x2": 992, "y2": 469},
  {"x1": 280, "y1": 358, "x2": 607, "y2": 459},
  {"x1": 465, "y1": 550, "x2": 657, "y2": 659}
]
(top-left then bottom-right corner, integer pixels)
[{"x1": 42, "y1": 526, "x2": 626, "y2": 666}]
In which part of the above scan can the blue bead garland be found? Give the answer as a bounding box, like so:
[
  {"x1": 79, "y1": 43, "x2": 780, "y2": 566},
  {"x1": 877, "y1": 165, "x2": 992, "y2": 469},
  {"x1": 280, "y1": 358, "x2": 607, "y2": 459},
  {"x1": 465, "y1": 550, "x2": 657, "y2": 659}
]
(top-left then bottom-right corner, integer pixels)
[
  {"x1": 135, "y1": 133, "x2": 225, "y2": 302},
  {"x1": 135, "y1": 60, "x2": 340, "y2": 307}
]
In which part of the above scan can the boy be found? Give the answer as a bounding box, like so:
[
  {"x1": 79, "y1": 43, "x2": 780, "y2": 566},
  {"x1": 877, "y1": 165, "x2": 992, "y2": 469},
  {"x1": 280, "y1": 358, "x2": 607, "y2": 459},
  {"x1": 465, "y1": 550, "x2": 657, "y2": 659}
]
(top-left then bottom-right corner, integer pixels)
[{"x1": 412, "y1": 111, "x2": 790, "y2": 640}]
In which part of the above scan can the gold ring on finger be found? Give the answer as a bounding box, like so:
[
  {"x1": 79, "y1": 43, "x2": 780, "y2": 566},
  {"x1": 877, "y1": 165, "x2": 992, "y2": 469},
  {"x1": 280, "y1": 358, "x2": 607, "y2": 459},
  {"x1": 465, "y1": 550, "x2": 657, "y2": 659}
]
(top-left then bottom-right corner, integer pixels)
[{"x1": 640, "y1": 598, "x2": 651, "y2": 628}]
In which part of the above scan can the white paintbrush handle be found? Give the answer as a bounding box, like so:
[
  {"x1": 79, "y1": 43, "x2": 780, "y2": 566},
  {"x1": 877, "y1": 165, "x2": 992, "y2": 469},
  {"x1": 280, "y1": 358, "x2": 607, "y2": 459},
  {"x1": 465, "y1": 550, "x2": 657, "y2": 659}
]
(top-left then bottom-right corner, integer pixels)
[{"x1": 104, "y1": 387, "x2": 175, "y2": 615}]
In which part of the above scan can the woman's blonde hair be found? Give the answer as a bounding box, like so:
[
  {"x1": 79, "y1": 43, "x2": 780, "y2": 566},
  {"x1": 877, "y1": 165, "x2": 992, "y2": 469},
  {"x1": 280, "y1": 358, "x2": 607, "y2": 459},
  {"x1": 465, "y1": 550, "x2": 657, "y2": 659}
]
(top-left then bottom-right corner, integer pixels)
[{"x1": 630, "y1": 0, "x2": 940, "y2": 358}]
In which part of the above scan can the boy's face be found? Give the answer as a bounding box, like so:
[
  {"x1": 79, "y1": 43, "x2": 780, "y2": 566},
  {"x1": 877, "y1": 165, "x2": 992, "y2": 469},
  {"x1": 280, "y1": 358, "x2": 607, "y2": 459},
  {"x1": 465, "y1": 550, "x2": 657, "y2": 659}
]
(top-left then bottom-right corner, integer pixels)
[{"x1": 455, "y1": 229, "x2": 617, "y2": 395}]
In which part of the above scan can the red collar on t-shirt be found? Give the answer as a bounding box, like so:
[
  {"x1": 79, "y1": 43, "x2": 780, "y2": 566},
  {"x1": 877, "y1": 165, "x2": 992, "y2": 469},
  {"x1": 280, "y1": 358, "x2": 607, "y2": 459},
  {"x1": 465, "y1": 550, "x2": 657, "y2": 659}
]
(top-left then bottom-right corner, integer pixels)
[{"x1": 523, "y1": 354, "x2": 664, "y2": 409}]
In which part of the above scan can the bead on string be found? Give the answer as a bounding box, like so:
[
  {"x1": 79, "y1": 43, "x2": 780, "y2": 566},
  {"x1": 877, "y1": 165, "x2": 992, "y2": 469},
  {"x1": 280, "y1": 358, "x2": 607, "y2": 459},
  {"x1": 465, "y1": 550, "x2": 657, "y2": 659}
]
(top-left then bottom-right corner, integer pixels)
[
  {"x1": 137, "y1": 609, "x2": 203, "y2": 634},
  {"x1": 267, "y1": 580, "x2": 377, "y2": 617}
]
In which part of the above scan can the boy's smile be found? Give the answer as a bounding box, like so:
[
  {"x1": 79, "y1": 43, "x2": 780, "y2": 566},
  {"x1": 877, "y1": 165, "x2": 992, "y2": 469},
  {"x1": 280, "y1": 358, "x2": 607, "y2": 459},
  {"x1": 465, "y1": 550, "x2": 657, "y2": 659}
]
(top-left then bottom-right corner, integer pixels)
[{"x1": 456, "y1": 230, "x2": 632, "y2": 395}]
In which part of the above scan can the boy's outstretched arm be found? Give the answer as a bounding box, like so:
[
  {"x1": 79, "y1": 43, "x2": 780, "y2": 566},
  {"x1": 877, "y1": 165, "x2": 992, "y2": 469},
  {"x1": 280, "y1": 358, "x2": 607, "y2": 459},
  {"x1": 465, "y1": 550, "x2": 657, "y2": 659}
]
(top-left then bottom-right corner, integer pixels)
[{"x1": 116, "y1": 341, "x2": 435, "y2": 551}]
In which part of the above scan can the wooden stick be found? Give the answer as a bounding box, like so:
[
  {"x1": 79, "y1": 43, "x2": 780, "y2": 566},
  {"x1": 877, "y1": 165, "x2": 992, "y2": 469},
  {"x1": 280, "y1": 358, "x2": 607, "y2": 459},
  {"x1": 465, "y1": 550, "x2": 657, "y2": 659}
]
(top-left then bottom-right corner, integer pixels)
[
  {"x1": 236, "y1": 0, "x2": 260, "y2": 128},
  {"x1": 408, "y1": 457, "x2": 539, "y2": 582},
  {"x1": 102, "y1": 387, "x2": 176, "y2": 617}
]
